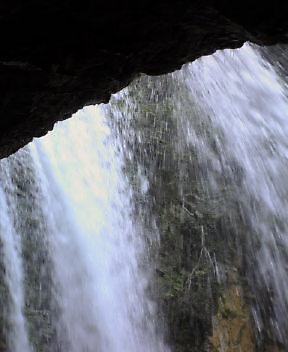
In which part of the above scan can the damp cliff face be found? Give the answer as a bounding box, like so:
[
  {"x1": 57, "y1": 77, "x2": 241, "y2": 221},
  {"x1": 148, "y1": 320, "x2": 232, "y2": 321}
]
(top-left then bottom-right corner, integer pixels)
[
  {"x1": 106, "y1": 71, "x2": 256, "y2": 352},
  {"x1": 1, "y1": 0, "x2": 288, "y2": 158}
]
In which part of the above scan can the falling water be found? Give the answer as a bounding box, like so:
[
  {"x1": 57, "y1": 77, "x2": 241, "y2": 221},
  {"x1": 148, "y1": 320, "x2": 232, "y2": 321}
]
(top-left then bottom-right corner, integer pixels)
[
  {"x1": 31, "y1": 107, "x2": 167, "y2": 352},
  {"x1": 0, "y1": 107, "x2": 168, "y2": 351},
  {"x1": 180, "y1": 44, "x2": 288, "y2": 345},
  {"x1": 106, "y1": 43, "x2": 288, "y2": 350},
  {"x1": 0, "y1": 162, "x2": 31, "y2": 352},
  {"x1": 0, "y1": 43, "x2": 288, "y2": 351}
]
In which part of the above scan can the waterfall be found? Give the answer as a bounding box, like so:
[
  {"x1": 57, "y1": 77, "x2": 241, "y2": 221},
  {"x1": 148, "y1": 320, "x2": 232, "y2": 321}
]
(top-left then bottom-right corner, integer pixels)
[
  {"x1": 31, "y1": 107, "x2": 168, "y2": 352},
  {"x1": 0, "y1": 107, "x2": 168, "y2": 351},
  {"x1": 179, "y1": 43, "x2": 288, "y2": 345},
  {"x1": 0, "y1": 43, "x2": 288, "y2": 351},
  {"x1": 0, "y1": 161, "x2": 31, "y2": 352}
]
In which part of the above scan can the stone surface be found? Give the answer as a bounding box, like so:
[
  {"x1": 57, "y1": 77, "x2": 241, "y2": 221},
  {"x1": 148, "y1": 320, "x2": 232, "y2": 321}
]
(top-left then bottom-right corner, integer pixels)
[{"x1": 1, "y1": 0, "x2": 288, "y2": 157}]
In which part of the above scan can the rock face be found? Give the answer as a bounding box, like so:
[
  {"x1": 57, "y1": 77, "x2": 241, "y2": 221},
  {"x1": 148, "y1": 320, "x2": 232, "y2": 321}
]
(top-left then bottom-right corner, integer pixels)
[
  {"x1": 0, "y1": 0, "x2": 288, "y2": 158},
  {"x1": 106, "y1": 72, "x2": 257, "y2": 352}
]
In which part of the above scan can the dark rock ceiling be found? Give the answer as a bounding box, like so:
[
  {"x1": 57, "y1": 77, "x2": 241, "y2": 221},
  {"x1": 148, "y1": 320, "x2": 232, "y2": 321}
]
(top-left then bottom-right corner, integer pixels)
[{"x1": 1, "y1": 0, "x2": 287, "y2": 157}]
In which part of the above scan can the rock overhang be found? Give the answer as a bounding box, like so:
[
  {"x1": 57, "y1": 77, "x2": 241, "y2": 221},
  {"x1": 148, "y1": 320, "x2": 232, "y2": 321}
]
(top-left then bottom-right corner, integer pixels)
[{"x1": 0, "y1": 0, "x2": 287, "y2": 158}]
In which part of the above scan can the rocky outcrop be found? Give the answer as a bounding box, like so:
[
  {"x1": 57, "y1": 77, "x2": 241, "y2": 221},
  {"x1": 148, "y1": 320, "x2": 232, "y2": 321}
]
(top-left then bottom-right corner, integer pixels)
[{"x1": 1, "y1": 0, "x2": 288, "y2": 157}]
